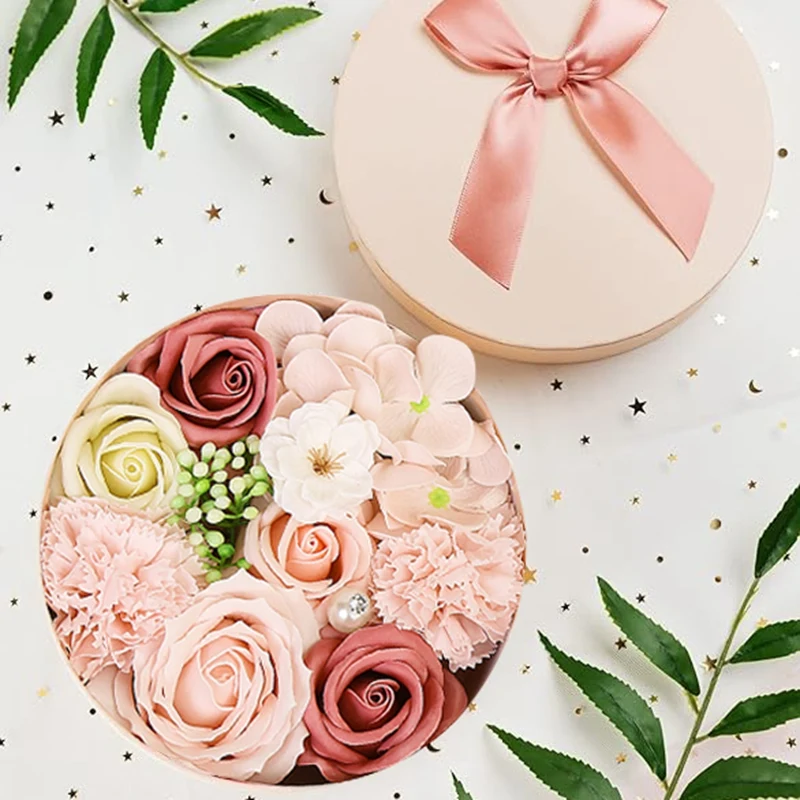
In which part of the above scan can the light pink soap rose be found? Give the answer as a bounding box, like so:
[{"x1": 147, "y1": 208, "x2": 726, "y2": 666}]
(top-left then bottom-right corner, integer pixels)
[
  {"x1": 242, "y1": 503, "x2": 373, "y2": 621},
  {"x1": 127, "y1": 309, "x2": 277, "y2": 448},
  {"x1": 90, "y1": 571, "x2": 319, "y2": 783},
  {"x1": 299, "y1": 625, "x2": 467, "y2": 781}
]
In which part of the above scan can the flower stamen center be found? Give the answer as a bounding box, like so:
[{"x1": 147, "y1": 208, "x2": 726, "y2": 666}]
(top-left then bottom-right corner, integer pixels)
[
  {"x1": 409, "y1": 395, "x2": 431, "y2": 414},
  {"x1": 308, "y1": 443, "x2": 346, "y2": 478}
]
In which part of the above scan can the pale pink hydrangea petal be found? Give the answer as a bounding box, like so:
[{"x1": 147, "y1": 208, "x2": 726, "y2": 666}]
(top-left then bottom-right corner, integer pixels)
[
  {"x1": 333, "y1": 300, "x2": 387, "y2": 322},
  {"x1": 469, "y1": 436, "x2": 513, "y2": 487},
  {"x1": 283, "y1": 350, "x2": 351, "y2": 404},
  {"x1": 393, "y1": 441, "x2": 445, "y2": 467},
  {"x1": 412, "y1": 403, "x2": 475, "y2": 457},
  {"x1": 371, "y1": 461, "x2": 437, "y2": 491},
  {"x1": 376, "y1": 402, "x2": 418, "y2": 444},
  {"x1": 283, "y1": 333, "x2": 327, "y2": 365},
  {"x1": 273, "y1": 390, "x2": 305, "y2": 419},
  {"x1": 463, "y1": 422, "x2": 494, "y2": 457},
  {"x1": 416, "y1": 336, "x2": 476, "y2": 402},
  {"x1": 326, "y1": 316, "x2": 395, "y2": 362},
  {"x1": 342, "y1": 367, "x2": 382, "y2": 421},
  {"x1": 368, "y1": 345, "x2": 421, "y2": 402},
  {"x1": 256, "y1": 301, "x2": 323, "y2": 360}
]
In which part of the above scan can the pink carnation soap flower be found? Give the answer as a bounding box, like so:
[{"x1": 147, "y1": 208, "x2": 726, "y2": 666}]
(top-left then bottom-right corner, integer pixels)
[
  {"x1": 372, "y1": 516, "x2": 524, "y2": 671},
  {"x1": 89, "y1": 571, "x2": 319, "y2": 783},
  {"x1": 127, "y1": 308, "x2": 277, "y2": 448},
  {"x1": 40, "y1": 498, "x2": 201, "y2": 681},
  {"x1": 299, "y1": 624, "x2": 467, "y2": 781},
  {"x1": 241, "y1": 501, "x2": 373, "y2": 622}
]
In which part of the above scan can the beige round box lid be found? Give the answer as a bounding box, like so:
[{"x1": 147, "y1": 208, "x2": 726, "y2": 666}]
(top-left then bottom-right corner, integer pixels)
[{"x1": 334, "y1": 0, "x2": 773, "y2": 362}]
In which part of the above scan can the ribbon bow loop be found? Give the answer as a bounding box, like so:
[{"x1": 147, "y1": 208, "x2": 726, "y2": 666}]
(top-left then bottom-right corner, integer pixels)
[{"x1": 425, "y1": 0, "x2": 714, "y2": 289}]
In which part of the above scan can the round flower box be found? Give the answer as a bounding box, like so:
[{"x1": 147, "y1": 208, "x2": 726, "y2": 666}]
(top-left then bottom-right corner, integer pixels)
[{"x1": 38, "y1": 295, "x2": 527, "y2": 788}]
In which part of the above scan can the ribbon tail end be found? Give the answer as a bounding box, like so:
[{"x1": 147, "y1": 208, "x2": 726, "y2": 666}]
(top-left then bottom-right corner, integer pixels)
[{"x1": 450, "y1": 236, "x2": 514, "y2": 290}]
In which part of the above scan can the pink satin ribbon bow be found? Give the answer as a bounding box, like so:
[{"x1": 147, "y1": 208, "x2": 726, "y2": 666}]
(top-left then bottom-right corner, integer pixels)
[{"x1": 425, "y1": 0, "x2": 714, "y2": 289}]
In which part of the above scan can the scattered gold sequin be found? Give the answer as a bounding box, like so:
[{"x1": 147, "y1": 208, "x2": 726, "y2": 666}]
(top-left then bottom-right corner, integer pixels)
[
  {"x1": 236, "y1": 264, "x2": 247, "y2": 276},
  {"x1": 704, "y1": 655, "x2": 718, "y2": 672},
  {"x1": 757, "y1": 618, "x2": 770, "y2": 629},
  {"x1": 551, "y1": 490, "x2": 563, "y2": 502},
  {"x1": 630, "y1": 496, "x2": 641, "y2": 506},
  {"x1": 352, "y1": 31, "x2": 362, "y2": 41},
  {"x1": 132, "y1": 186, "x2": 144, "y2": 197},
  {"x1": 205, "y1": 204, "x2": 222, "y2": 221},
  {"x1": 522, "y1": 567, "x2": 537, "y2": 584},
  {"x1": 748, "y1": 480, "x2": 758, "y2": 490},
  {"x1": 712, "y1": 423, "x2": 722, "y2": 433},
  {"x1": 667, "y1": 453, "x2": 678, "y2": 463},
  {"x1": 616, "y1": 753, "x2": 627, "y2": 764},
  {"x1": 710, "y1": 518, "x2": 722, "y2": 530},
  {"x1": 468, "y1": 702, "x2": 478, "y2": 713},
  {"x1": 520, "y1": 664, "x2": 531, "y2": 675},
  {"x1": 574, "y1": 706, "x2": 585, "y2": 716},
  {"x1": 779, "y1": 420, "x2": 789, "y2": 430},
  {"x1": 348, "y1": 241, "x2": 359, "y2": 252},
  {"x1": 687, "y1": 368, "x2": 699, "y2": 378},
  {"x1": 36, "y1": 686, "x2": 50, "y2": 698},
  {"x1": 779, "y1": 147, "x2": 789, "y2": 159},
  {"x1": 714, "y1": 575, "x2": 722, "y2": 584},
  {"x1": 157, "y1": 150, "x2": 168, "y2": 160},
  {"x1": 649, "y1": 695, "x2": 659, "y2": 704}
]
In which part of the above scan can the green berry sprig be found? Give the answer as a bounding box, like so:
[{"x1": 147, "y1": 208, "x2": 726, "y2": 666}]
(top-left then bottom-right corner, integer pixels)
[{"x1": 168, "y1": 435, "x2": 272, "y2": 582}]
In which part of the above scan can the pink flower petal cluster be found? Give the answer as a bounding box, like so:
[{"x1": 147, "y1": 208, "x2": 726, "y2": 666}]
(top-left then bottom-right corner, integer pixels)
[
  {"x1": 372, "y1": 517, "x2": 524, "y2": 671},
  {"x1": 257, "y1": 300, "x2": 480, "y2": 458},
  {"x1": 41, "y1": 498, "x2": 201, "y2": 681}
]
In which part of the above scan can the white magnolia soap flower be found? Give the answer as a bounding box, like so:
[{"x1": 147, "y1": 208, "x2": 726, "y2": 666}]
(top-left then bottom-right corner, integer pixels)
[{"x1": 260, "y1": 401, "x2": 381, "y2": 523}]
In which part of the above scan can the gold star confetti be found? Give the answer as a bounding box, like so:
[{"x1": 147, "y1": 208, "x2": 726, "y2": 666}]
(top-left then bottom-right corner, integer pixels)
[
  {"x1": 704, "y1": 655, "x2": 718, "y2": 672},
  {"x1": 468, "y1": 702, "x2": 478, "y2": 713},
  {"x1": 687, "y1": 368, "x2": 699, "y2": 378},
  {"x1": 520, "y1": 664, "x2": 531, "y2": 675},
  {"x1": 352, "y1": 31, "x2": 362, "y2": 41},
  {"x1": 236, "y1": 264, "x2": 247, "y2": 276},
  {"x1": 348, "y1": 241, "x2": 359, "y2": 253},
  {"x1": 748, "y1": 480, "x2": 758, "y2": 490},
  {"x1": 551, "y1": 490, "x2": 563, "y2": 502},
  {"x1": 630, "y1": 496, "x2": 641, "y2": 506},
  {"x1": 750, "y1": 257, "x2": 760, "y2": 267},
  {"x1": 712, "y1": 423, "x2": 722, "y2": 433},
  {"x1": 779, "y1": 420, "x2": 789, "y2": 430},
  {"x1": 667, "y1": 453, "x2": 678, "y2": 463},
  {"x1": 522, "y1": 566, "x2": 537, "y2": 584},
  {"x1": 615, "y1": 638, "x2": 627, "y2": 650},
  {"x1": 132, "y1": 186, "x2": 144, "y2": 197},
  {"x1": 649, "y1": 695, "x2": 659, "y2": 704},
  {"x1": 205, "y1": 204, "x2": 222, "y2": 221},
  {"x1": 788, "y1": 738, "x2": 797, "y2": 748},
  {"x1": 157, "y1": 150, "x2": 168, "y2": 160},
  {"x1": 36, "y1": 686, "x2": 50, "y2": 698},
  {"x1": 756, "y1": 617, "x2": 769, "y2": 629},
  {"x1": 616, "y1": 753, "x2": 627, "y2": 764}
]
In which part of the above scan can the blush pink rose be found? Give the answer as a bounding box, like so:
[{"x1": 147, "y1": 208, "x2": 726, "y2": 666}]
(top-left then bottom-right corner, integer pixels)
[
  {"x1": 127, "y1": 309, "x2": 277, "y2": 448},
  {"x1": 90, "y1": 571, "x2": 319, "y2": 783},
  {"x1": 242, "y1": 503, "x2": 373, "y2": 620},
  {"x1": 299, "y1": 624, "x2": 468, "y2": 781}
]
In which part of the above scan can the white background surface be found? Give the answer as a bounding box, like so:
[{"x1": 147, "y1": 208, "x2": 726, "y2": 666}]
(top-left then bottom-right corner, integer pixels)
[{"x1": 0, "y1": 1, "x2": 798, "y2": 799}]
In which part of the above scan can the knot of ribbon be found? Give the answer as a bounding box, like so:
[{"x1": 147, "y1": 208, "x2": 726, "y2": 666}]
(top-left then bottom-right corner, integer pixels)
[{"x1": 425, "y1": 0, "x2": 714, "y2": 289}]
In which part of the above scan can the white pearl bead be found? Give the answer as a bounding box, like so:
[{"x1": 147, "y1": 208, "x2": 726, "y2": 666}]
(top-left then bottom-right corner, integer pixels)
[{"x1": 327, "y1": 588, "x2": 374, "y2": 634}]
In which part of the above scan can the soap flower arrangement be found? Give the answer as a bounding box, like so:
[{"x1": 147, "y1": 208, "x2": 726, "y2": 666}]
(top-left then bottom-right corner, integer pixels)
[{"x1": 40, "y1": 298, "x2": 526, "y2": 785}]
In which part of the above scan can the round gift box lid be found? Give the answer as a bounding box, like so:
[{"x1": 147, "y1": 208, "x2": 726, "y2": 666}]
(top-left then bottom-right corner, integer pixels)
[{"x1": 334, "y1": 0, "x2": 773, "y2": 363}]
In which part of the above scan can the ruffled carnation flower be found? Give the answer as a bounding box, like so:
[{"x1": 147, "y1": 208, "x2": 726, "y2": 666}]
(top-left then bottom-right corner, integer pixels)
[
  {"x1": 372, "y1": 516, "x2": 524, "y2": 670},
  {"x1": 41, "y1": 498, "x2": 201, "y2": 681},
  {"x1": 260, "y1": 400, "x2": 380, "y2": 523},
  {"x1": 88, "y1": 571, "x2": 318, "y2": 783}
]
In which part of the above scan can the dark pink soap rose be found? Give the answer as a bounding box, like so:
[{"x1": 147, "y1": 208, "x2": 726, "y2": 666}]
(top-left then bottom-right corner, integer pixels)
[
  {"x1": 127, "y1": 309, "x2": 277, "y2": 448},
  {"x1": 299, "y1": 624, "x2": 468, "y2": 781}
]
